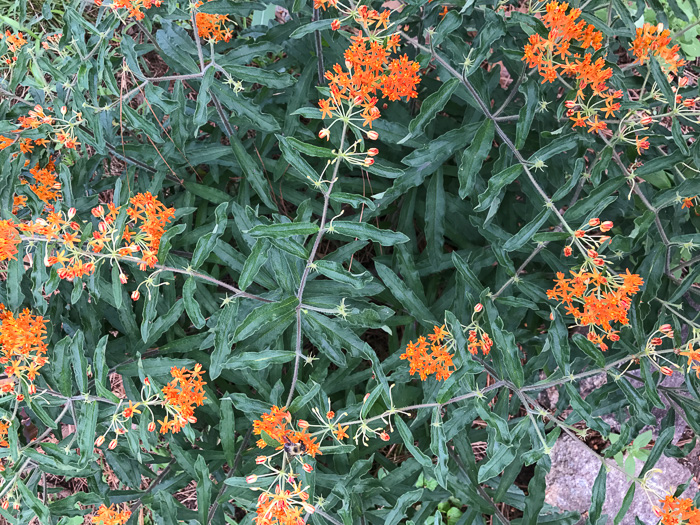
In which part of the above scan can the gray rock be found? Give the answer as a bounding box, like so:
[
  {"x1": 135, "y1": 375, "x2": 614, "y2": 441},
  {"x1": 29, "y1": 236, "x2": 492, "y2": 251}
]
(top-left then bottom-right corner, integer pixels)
[{"x1": 545, "y1": 436, "x2": 698, "y2": 525}]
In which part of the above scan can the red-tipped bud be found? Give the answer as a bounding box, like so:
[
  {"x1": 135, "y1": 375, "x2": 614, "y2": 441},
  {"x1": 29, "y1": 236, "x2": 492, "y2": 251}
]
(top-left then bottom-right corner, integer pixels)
[
  {"x1": 131, "y1": 291, "x2": 140, "y2": 301},
  {"x1": 148, "y1": 422, "x2": 156, "y2": 432},
  {"x1": 363, "y1": 392, "x2": 370, "y2": 402},
  {"x1": 331, "y1": 19, "x2": 340, "y2": 30},
  {"x1": 367, "y1": 148, "x2": 379, "y2": 156},
  {"x1": 1, "y1": 500, "x2": 7, "y2": 510},
  {"x1": 29, "y1": 384, "x2": 36, "y2": 394},
  {"x1": 565, "y1": 100, "x2": 576, "y2": 109},
  {"x1": 640, "y1": 114, "x2": 653, "y2": 126},
  {"x1": 588, "y1": 218, "x2": 601, "y2": 227},
  {"x1": 592, "y1": 257, "x2": 605, "y2": 266},
  {"x1": 68, "y1": 207, "x2": 77, "y2": 219},
  {"x1": 549, "y1": 312, "x2": 555, "y2": 320},
  {"x1": 91, "y1": 207, "x2": 102, "y2": 217},
  {"x1": 587, "y1": 249, "x2": 598, "y2": 258},
  {"x1": 298, "y1": 419, "x2": 309, "y2": 429},
  {"x1": 364, "y1": 157, "x2": 375, "y2": 166},
  {"x1": 660, "y1": 366, "x2": 673, "y2": 376},
  {"x1": 16, "y1": 394, "x2": 23, "y2": 402},
  {"x1": 256, "y1": 456, "x2": 267, "y2": 465},
  {"x1": 380, "y1": 431, "x2": 390, "y2": 441},
  {"x1": 318, "y1": 128, "x2": 330, "y2": 140},
  {"x1": 119, "y1": 273, "x2": 128, "y2": 284},
  {"x1": 366, "y1": 130, "x2": 378, "y2": 140},
  {"x1": 95, "y1": 435, "x2": 105, "y2": 447},
  {"x1": 12, "y1": 502, "x2": 19, "y2": 510},
  {"x1": 303, "y1": 463, "x2": 313, "y2": 472},
  {"x1": 609, "y1": 333, "x2": 620, "y2": 341},
  {"x1": 574, "y1": 229, "x2": 585, "y2": 238},
  {"x1": 108, "y1": 439, "x2": 118, "y2": 450},
  {"x1": 98, "y1": 221, "x2": 108, "y2": 234},
  {"x1": 474, "y1": 303, "x2": 483, "y2": 312},
  {"x1": 659, "y1": 324, "x2": 672, "y2": 332},
  {"x1": 246, "y1": 475, "x2": 258, "y2": 484},
  {"x1": 600, "y1": 221, "x2": 613, "y2": 232},
  {"x1": 563, "y1": 246, "x2": 572, "y2": 257},
  {"x1": 651, "y1": 337, "x2": 663, "y2": 346}
]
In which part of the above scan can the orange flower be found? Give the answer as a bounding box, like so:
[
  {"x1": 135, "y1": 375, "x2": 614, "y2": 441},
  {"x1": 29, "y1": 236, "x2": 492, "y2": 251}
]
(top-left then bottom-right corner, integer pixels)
[
  {"x1": 631, "y1": 23, "x2": 685, "y2": 74},
  {"x1": 91, "y1": 504, "x2": 131, "y2": 525},
  {"x1": 159, "y1": 364, "x2": 207, "y2": 433},
  {"x1": 681, "y1": 196, "x2": 697, "y2": 210},
  {"x1": 194, "y1": 1, "x2": 233, "y2": 42},
  {"x1": 400, "y1": 325, "x2": 455, "y2": 381},
  {"x1": 655, "y1": 495, "x2": 700, "y2": 525},
  {"x1": 0, "y1": 136, "x2": 14, "y2": 150},
  {"x1": 0, "y1": 221, "x2": 20, "y2": 262},
  {"x1": 252, "y1": 406, "x2": 321, "y2": 457},
  {"x1": 334, "y1": 424, "x2": 349, "y2": 440},
  {"x1": 254, "y1": 481, "x2": 314, "y2": 525},
  {"x1": 680, "y1": 342, "x2": 700, "y2": 378},
  {"x1": 0, "y1": 304, "x2": 49, "y2": 393},
  {"x1": 26, "y1": 161, "x2": 61, "y2": 204},
  {"x1": 125, "y1": 192, "x2": 175, "y2": 268},
  {"x1": 547, "y1": 267, "x2": 643, "y2": 350},
  {"x1": 109, "y1": 0, "x2": 162, "y2": 20},
  {"x1": 635, "y1": 135, "x2": 650, "y2": 155}
]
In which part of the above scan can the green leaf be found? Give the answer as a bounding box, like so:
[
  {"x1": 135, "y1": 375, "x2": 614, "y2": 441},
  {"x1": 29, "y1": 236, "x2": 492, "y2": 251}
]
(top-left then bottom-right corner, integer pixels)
[
  {"x1": 475, "y1": 164, "x2": 523, "y2": 213},
  {"x1": 71, "y1": 332, "x2": 88, "y2": 393},
  {"x1": 572, "y1": 333, "x2": 606, "y2": 367},
  {"x1": 589, "y1": 463, "x2": 607, "y2": 523},
  {"x1": 430, "y1": 408, "x2": 449, "y2": 488},
  {"x1": 314, "y1": 260, "x2": 373, "y2": 289},
  {"x1": 230, "y1": 133, "x2": 277, "y2": 208},
  {"x1": 221, "y1": 65, "x2": 296, "y2": 88},
  {"x1": 290, "y1": 18, "x2": 334, "y2": 38},
  {"x1": 478, "y1": 443, "x2": 516, "y2": 483},
  {"x1": 183, "y1": 277, "x2": 207, "y2": 329},
  {"x1": 400, "y1": 78, "x2": 459, "y2": 143},
  {"x1": 385, "y1": 489, "x2": 424, "y2": 525},
  {"x1": 223, "y1": 350, "x2": 295, "y2": 370},
  {"x1": 331, "y1": 221, "x2": 410, "y2": 246},
  {"x1": 458, "y1": 119, "x2": 494, "y2": 199},
  {"x1": 375, "y1": 262, "x2": 437, "y2": 327},
  {"x1": 395, "y1": 417, "x2": 433, "y2": 468},
  {"x1": 233, "y1": 297, "x2": 297, "y2": 342},
  {"x1": 221, "y1": 398, "x2": 236, "y2": 466},
  {"x1": 503, "y1": 209, "x2": 551, "y2": 252},
  {"x1": 211, "y1": 300, "x2": 239, "y2": 380},
  {"x1": 614, "y1": 485, "x2": 635, "y2": 525},
  {"x1": 650, "y1": 57, "x2": 675, "y2": 107},
  {"x1": 425, "y1": 170, "x2": 445, "y2": 266},
  {"x1": 247, "y1": 222, "x2": 319, "y2": 238},
  {"x1": 239, "y1": 239, "x2": 270, "y2": 291}
]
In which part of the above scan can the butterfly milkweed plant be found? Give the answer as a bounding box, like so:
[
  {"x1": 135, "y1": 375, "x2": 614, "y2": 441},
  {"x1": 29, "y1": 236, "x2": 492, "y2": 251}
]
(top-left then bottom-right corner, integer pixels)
[{"x1": 2, "y1": 0, "x2": 700, "y2": 522}]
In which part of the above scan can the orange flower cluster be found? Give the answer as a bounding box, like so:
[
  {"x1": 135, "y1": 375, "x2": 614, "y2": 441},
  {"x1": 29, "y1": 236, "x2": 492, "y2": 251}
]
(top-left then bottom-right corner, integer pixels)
[
  {"x1": 400, "y1": 325, "x2": 455, "y2": 381},
  {"x1": 313, "y1": 0, "x2": 390, "y2": 35},
  {"x1": 252, "y1": 406, "x2": 321, "y2": 457},
  {"x1": 318, "y1": 33, "x2": 420, "y2": 144},
  {"x1": 20, "y1": 160, "x2": 61, "y2": 205},
  {"x1": 682, "y1": 195, "x2": 698, "y2": 212},
  {"x1": 0, "y1": 30, "x2": 27, "y2": 65},
  {"x1": 0, "y1": 419, "x2": 9, "y2": 448},
  {"x1": 158, "y1": 365, "x2": 207, "y2": 433},
  {"x1": 654, "y1": 495, "x2": 700, "y2": 525},
  {"x1": 0, "y1": 220, "x2": 20, "y2": 262},
  {"x1": 254, "y1": 482, "x2": 314, "y2": 525},
  {"x1": 631, "y1": 23, "x2": 685, "y2": 73},
  {"x1": 96, "y1": 0, "x2": 162, "y2": 20},
  {"x1": 680, "y1": 341, "x2": 700, "y2": 378},
  {"x1": 0, "y1": 304, "x2": 49, "y2": 395},
  {"x1": 194, "y1": 1, "x2": 233, "y2": 42},
  {"x1": 522, "y1": 1, "x2": 621, "y2": 134},
  {"x1": 91, "y1": 504, "x2": 131, "y2": 525},
  {"x1": 547, "y1": 268, "x2": 643, "y2": 350},
  {"x1": 123, "y1": 192, "x2": 175, "y2": 268},
  {"x1": 12, "y1": 105, "x2": 81, "y2": 150}
]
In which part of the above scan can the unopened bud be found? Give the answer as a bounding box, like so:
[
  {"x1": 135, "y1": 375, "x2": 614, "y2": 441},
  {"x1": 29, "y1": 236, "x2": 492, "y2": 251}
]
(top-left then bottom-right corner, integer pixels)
[
  {"x1": 600, "y1": 221, "x2": 613, "y2": 232},
  {"x1": 68, "y1": 207, "x2": 77, "y2": 219},
  {"x1": 380, "y1": 431, "x2": 390, "y2": 441},
  {"x1": 95, "y1": 435, "x2": 105, "y2": 447},
  {"x1": 364, "y1": 157, "x2": 375, "y2": 166},
  {"x1": 108, "y1": 439, "x2": 118, "y2": 450},
  {"x1": 588, "y1": 218, "x2": 601, "y2": 227},
  {"x1": 367, "y1": 148, "x2": 379, "y2": 156},
  {"x1": 246, "y1": 475, "x2": 258, "y2": 484},
  {"x1": 302, "y1": 463, "x2": 313, "y2": 472},
  {"x1": 318, "y1": 128, "x2": 330, "y2": 140},
  {"x1": 119, "y1": 273, "x2": 128, "y2": 284},
  {"x1": 640, "y1": 114, "x2": 653, "y2": 126},
  {"x1": 587, "y1": 249, "x2": 598, "y2": 258},
  {"x1": 474, "y1": 303, "x2": 483, "y2": 312},
  {"x1": 679, "y1": 77, "x2": 688, "y2": 87},
  {"x1": 659, "y1": 324, "x2": 672, "y2": 333},
  {"x1": 565, "y1": 100, "x2": 576, "y2": 109},
  {"x1": 256, "y1": 456, "x2": 267, "y2": 464},
  {"x1": 366, "y1": 130, "x2": 378, "y2": 140},
  {"x1": 148, "y1": 422, "x2": 156, "y2": 432},
  {"x1": 592, "y1": 258, "x2": 605, "y2": 266},
  {"x1": 331, "y1": 19, "x2": 340, "y2": 30},
  {"x1": 563, "y1": 246, "x2": 572, "y2": 257},
  {"x1": 131, "y1": 290, "x2": 140, "y2": 301},
  {"x1": 660, "y1": 366, "x2": 673, "y2": 376}
]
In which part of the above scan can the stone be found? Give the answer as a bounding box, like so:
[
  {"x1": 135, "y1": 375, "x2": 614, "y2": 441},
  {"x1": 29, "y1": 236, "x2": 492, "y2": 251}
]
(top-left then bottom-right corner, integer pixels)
[{"x1": 545, "y1": 436, "x2": 698, "y2": 525}]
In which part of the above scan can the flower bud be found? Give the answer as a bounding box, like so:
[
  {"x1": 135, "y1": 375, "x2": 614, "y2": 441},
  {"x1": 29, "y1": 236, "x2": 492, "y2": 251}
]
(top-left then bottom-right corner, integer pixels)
[
  {"x1": 16, "y1": 394, "x2": 24, "y2": 402},
  {"x1": 1, "y1": 500, "x2": 7, "y2": 510},
  {"x1": 256, "y1": 456, "x2": 267, "y2": 465},
  {"x1": 318, "y1": 128, "x2": 330, "y2": 140},
  {"x1": 98, "y1": 221, "x2": 108, "y2": 234},
  {"x1": 61, "y1": 105, "x2": 67, "y2": 115},
  {"x1": 12, "y1": 502, "x2": 19, "y2": 510},
  {"x1": 549, "y1": 312, "x2": 555, "y2": 320},
  {"x1": 474, "y1": 303, "x2": 483, "y2": 312},
  {"x1": 68, "y1": 207, "x2": 77, "y2": 219},
  {"x1": 95, "y1": 435, "x2": 105, "y2": 447},
  {"x1": 302, "y1": 463, "x2": 313, "y2": 472},
  {"x1": 659, "y1": 324, "x2": 672, "y2": 333},
  {"x1": 600, "y1": 221, "x2": 613, "y2": 232},
  {"x1": 91, "y1": 207, "x2": 103, "y2": 217},
  {"x1": 363, "y1": 392, "x2": 370, "y2": 403},
  {"x1": 366, "y1": 130, "x2": 378, "y2": 140},
  {"x1": 592, "y1": 257, "x2": 605, "y2": 266},
  {"x1": 148, "y1": 422, "x2": 156, "y2": 432},
  {"x1": 108, "y1": 439, "x2": 118, "y2": 450},
  {"x1": 246, "y1": 475, "x2": 258, "y2": 484},
  {"x1": 609, "y1": 333, "x2": 620, "y2": 341},
  {"x1": 588, "y1": 218, "x2": 601, "y2": 227},
  {"x1": 298, "y1": 419, "x2": 309, "y2": 429},
  {"x1": 379, "y1": 431, "x2": 390, "y2": 441},
  {"x1": 364, "y1": 157, "x2": 375, "y2": 166},
  {"x1": 563, "y1": 246, "x2": 572, "y2": 257},
  {"x1": 131, "y1": 290, "x2": 140, "y2": 301},
  {"x1": 187, "y1": 416, "x2": 197, "y2": 424},
  {"x1": 565, "y1": 100, "x2": 576, "y2": 109},
  {"x1": 651, "y1": 337, "x2": 663, "y2": 346},
  {"x1": 660, "y1": 366, "x2": 673, "y2": 376},
  {"x1": 29, "y1": 384, "x2": 36, "y2": 395},
  {"x1": 367, "y1": 148, "x2": 379, "y2": 156},
  {"x1": 653, "y1": 506, "x2": 663, "y2": 518},
  {"x1": 331, "y1": 19, "x2": 340, "y2": 30},
  {"x1": 587, "y1": 249, "x2": 598, "y2": 258},
  {"x1": 679, "y1": 77, "x2": 688, "y2": 87},
  {"x1": 640, "y1": 114, "x2": 653, "y2": 126},
  {"x1": 326, "y1": 410, "x2": 335, "y2": 419},
  {"x1": 119, "y1": 273, "x2": 128, "y2": 284}
]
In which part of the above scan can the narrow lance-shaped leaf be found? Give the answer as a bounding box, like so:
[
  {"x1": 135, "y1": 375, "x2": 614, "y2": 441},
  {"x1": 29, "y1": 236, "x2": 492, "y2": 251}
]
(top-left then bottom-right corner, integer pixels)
[
  {"x1": 458, "y1": 119, "x2": 494, "y2": 199},
  {"x1": 399, "y1": 78, "x2": 459, "y2": 143}
]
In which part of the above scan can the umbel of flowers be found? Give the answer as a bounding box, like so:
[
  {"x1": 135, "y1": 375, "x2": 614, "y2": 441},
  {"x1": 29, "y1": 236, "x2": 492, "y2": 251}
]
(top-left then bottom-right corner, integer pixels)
[{"x1": 546, "y1": 218, "x2": 644, "y2": 351}]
